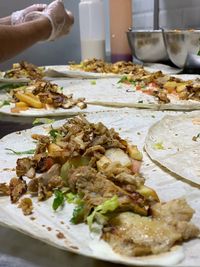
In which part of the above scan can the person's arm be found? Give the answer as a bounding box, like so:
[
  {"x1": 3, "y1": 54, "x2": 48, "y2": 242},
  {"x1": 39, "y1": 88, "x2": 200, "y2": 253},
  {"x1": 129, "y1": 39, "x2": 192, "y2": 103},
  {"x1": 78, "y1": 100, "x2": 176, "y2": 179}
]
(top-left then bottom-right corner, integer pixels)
[
  {"x1": 0, "y1": 18, "x2": 51, "y2": 62},
  {"x1": 0, "y1": 16, "x2": 11, "y2": 25},
  {"x1": 0, "y1": 4, "x2": 47, "y2": 26}
]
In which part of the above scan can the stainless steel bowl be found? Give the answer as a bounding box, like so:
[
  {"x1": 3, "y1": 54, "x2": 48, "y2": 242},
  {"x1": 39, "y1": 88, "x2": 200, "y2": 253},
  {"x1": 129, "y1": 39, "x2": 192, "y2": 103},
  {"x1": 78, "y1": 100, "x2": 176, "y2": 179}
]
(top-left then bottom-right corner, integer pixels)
[
  {"x1": 163, "y1": 30, "x2": 200, "y2": 69},
  {"x1": 127, "y1": 29, "x2": 169, "y2": 63}
]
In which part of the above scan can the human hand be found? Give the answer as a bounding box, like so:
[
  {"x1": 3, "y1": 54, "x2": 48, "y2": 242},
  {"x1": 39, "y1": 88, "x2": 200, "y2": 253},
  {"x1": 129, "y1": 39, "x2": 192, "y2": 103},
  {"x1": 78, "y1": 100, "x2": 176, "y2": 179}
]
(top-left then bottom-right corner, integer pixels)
[
  {"x1": 42, "y1": 0, "x2": 74, "y2": 40},
  {"x1": 23, "y1": 0, "x2": 74, "y2": 41},
  {"x1": 11, "y1": 4, "x2": 47, "y2": 25}
]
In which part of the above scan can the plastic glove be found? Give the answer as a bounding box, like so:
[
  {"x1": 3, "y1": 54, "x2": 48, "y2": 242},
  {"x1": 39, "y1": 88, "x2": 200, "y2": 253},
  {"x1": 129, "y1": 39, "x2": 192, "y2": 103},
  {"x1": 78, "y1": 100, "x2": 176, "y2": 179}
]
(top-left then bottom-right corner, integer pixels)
[
  {"x1": 11, "y1": 4, "x2": 47, "y2": 25},
  {"x1": 24, "y1": 0, "x2": 74, "y2": 41}
]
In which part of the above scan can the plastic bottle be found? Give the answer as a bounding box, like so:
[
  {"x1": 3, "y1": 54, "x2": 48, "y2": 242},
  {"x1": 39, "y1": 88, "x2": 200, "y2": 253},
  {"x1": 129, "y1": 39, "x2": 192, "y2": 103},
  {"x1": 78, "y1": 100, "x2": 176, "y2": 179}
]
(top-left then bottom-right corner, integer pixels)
[
  {"x1": 109, "y1": 0, "x2": 132, "y2": 62},
  {"x1": 79, "y1": 0, "x2": 105, "y2": 61}
]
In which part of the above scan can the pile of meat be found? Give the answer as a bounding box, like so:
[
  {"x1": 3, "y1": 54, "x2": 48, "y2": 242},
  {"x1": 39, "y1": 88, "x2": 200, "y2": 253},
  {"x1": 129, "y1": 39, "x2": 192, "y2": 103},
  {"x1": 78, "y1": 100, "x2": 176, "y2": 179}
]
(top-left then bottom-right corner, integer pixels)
[
  {"x1": 4, "y1": 61, "x2": 44, "y2": 80},
  {"x1": 70, "y1": 58, "x2": 149, "y2": 76}
]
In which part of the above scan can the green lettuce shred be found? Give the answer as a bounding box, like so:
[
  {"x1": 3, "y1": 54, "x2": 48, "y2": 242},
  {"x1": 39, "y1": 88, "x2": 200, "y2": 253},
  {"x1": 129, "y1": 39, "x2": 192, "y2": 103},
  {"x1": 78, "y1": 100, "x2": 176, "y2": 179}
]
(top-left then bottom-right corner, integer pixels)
[
  {"x1": 117, "y1": 76, "x2": 128, "y2": 83},
  {"x1": 5, "y1": 148, "x2": 35, "y2": 155},
  {"x1": 87, "y1": 195, "x2": 119, "y2": 230},
  {"x1": 90, "y1": 80, "x2": 96, "y2": 85},
  {"x1": 153, "y1": 142, "x2": 165, "y2": 150},
  {"x1": 32, "y1": 118, "x2": 55, "y2": 125},
  {"x1": 70, "y1": 202, "x2": 85, "y2": 224},
  {"x1": 52, "y1": 189, "x2": 65, "y2": 211}
]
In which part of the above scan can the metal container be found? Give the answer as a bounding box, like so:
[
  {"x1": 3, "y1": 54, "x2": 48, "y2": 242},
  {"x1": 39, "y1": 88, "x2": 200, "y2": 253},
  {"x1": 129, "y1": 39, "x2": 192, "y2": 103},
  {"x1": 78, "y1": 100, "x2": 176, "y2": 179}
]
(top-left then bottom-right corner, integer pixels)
[
  {"x1": 163, "y1": 30, "x2": 200, "y2": 69},
  {"x1": 127, "y1": 29, "x2": 169, "y2": 63}
]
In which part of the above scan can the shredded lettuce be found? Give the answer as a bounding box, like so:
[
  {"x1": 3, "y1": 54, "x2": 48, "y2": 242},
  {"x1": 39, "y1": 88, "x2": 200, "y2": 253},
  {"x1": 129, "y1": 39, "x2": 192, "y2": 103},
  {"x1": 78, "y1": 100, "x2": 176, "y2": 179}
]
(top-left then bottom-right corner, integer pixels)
[
  {"x1": 87, "y1": 195, "x2": 119, "y2": 230},
  {"x1": 0, "y1": 100, "x2": 11, "y2": 107},
  {"x1": 70, "y1": 202, "x2": 85, "y2": 224},
  {"x1": 90, "y1": 80, "x2": 96, "y2": 85},
  {"x1": 0, "y1": 83, "x2": 26, "y2": 91},
  {"x1": 117, "y1": 76, "x2": 128, "y2": 84},
  {"x1": 52, "y1": 189, "x2": 65, "y2": 211},
  {"x1": 66, "y1": 192, "x2": 82, "y2": 205},
  {"x1": 153, "y1": 142, "x2": 165, "y2": 150},
  {"x1": 32, "y1": 118, "x2": 55, "y2": 125},
  {"x1": 49, "y1": 127, "x2": 63, "y2": 141},
  {"x1": 5, "y1": 148, "x2": 35, "y2": 155}
]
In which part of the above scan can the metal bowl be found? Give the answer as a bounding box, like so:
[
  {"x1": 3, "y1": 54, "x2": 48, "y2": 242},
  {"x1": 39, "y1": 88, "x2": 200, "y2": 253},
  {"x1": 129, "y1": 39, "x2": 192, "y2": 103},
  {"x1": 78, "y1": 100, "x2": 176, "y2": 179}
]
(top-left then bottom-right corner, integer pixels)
[
  {"x1": 127, "y1": 29, "x2": 169, "y2": 63},
  {"x1": 163, "y1": 30, "x2": 200, "y2": 69}
]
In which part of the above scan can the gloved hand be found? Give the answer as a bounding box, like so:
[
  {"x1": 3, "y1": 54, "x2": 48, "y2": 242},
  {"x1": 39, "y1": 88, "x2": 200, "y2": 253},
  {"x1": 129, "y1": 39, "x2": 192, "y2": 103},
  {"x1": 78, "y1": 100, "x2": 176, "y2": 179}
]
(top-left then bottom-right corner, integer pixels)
[
  {"x1": 11, "y1": 4, "x2": 47, "y2": 25},
  {"x1": 21, "y1": 0, "x2": 74, "y2": 41}
]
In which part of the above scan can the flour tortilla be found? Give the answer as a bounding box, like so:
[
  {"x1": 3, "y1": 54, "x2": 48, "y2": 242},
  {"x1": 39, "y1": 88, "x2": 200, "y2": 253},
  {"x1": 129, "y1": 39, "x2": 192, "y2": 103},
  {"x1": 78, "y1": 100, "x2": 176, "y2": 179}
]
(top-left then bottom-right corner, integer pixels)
[
  {"x1": 54, "y1": 75, "x2": 200, "y2": 111},
  {"x1": 0, "y1": 101, "x2": 116, "y2": 117},
  {"x1": 0, "y1": 74, "x2": 29, "y2": 84},
  {"x1": 145, "y1": 111, "x2": 200, "y2": 186},
  {"x1": 0, "y1": 109, "x2": 200, "y2": 266},
  {"x1": 0, "y1": 79, "x2": 116, "y2": 117},
  {"x1": 44, "y1": 65, "x2": 122, "y2": 79},
  {"x1": 143, "y1": 63, "x2": 182, "y2": 75},
  {"x1": 44, "y1": 64, "x2": 183, "y2": 79}
]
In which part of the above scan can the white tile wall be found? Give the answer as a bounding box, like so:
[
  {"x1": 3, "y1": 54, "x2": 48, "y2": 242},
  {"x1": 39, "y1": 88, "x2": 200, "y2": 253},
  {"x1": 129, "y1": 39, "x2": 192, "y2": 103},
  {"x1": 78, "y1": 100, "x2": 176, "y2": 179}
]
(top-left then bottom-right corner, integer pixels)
[{"x1": 133, "y1": 0, "x2": 200, "y2": 29}]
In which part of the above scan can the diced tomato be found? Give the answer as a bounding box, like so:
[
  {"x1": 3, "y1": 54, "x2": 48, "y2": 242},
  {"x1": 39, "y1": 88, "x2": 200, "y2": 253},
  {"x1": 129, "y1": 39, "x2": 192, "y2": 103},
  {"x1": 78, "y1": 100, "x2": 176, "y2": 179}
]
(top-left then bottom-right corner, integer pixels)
[
  {"x1": 131, "y1": 159, "x2": 142, "y2": 174},
  {"x1": 135, "y1": 85, "x2": 142, "y2": 90},
  {"x1": 11, "y1": 106, "x2": 29, "y2": 113},
  {"x1": 148, "y1": 82, "x2": 157, "y2": 88},
  {"x1": 36, "y1": 156, "x2": 55, "y2": 173},
  {"x1": 143, "y1": 89, "x2": 154, "y2": 95}
]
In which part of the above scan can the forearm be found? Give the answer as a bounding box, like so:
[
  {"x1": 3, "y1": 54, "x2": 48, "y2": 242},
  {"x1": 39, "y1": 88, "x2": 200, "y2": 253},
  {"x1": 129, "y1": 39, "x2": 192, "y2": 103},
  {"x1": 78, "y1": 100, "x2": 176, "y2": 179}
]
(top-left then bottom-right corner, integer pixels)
[
  {"x1": 0, "y1": 18, "x2": 51, "y2": 62},
  {"x1": 0, "y1": 16, "x2": 11, "y2": 25}
]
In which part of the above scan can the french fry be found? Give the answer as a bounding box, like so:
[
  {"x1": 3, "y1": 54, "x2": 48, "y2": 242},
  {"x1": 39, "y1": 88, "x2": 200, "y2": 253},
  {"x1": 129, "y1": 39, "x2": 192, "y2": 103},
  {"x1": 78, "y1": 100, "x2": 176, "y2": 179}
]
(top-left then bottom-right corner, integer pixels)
[
  {"x1": 15, "y1": 92, "x2": 43, "y2": 109},
  {"x1": 15, "y1": 101, "x2": 29, "y2": 108},
  {"x1": 25, "y1": 92, "x2": 40, "y2": 100},
  {"x1": 11, "y1": 106, "x2": 29, "y2": 113}
]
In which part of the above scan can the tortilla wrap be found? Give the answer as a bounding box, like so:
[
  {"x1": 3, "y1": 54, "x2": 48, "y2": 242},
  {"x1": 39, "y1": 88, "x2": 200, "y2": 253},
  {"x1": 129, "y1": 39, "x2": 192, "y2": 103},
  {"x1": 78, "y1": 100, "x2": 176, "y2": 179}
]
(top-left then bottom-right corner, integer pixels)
[
  {"x1": 0, "y1": 79, "x2": 117, "y2": 117},
  {"x1": 145, "y1": 111, "x2": 200, "y2": 186},
  {"x1": 143, "y1": 63, "x2": 182, "y2": 75},
  {"x1": 0, "y1": 109, "x2": 200, "y2": 266},
  {"x1": 53, "y1": 76, "x2": 200, "y2": 111},
  {"x1": 44, "y1": 65, "x2": 122, "y2": 79},
  {"x1": 44, "y1": 64, "x2": 183, "y2": 78},
  {"x1": 0, "y1": 101, "x2": 116, "y2": 117},
  {"x1": 0, "y1": 76, "x2": 29, "y2": 84}
]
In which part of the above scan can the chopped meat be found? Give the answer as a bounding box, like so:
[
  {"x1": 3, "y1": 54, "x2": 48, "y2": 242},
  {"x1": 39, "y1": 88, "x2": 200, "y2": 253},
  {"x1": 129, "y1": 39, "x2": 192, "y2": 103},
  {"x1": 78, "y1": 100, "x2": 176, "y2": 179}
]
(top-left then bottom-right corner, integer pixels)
[
  {"x1": 16, "y1": 158, "x2": 35, "y2": 177},
  {"x1": 151, "y1": 198, "x2": 199, "y2": 240},
  {"x1": 0, "y1": 183, "x2": 10, "y2": 196},
  {"x1": 103, "y1": 199, "x2": 200, "y2": 256},
  {"x1": 103, "y1": 212, "x2": 181, "y2": 256},
  {"x1": 37, "y1": 164, "x2": 61, "y2": 185},
  {"x1": 18, "y1": 198, "x2": 33, "y2": 215},
  {"x1": 34, "y1": 164, "x2": 63, "y2": 201},
  {"x1": 4, "y1": 61, "x2": 44, "y2": 80},
  {"x1": 68, "y1": 166, "x2": 149, "y2": 216},
  {"x1": 11, "y1": 79, "x2": 87, "y2": 111},
  {"x1": 70, "y1": 58, "x2": 149, "y2": 76},
  {"x1": 9, "y1": 177, "x2": 27, "y2": 203},
  {"x1": 35, "y1": 156, "x2": 55, "y2": 173},
  {"x1": 34, "y1": 135, "x2": 50, "y2": 155},
  {"x1": 101, "y1": 162, "x2": 144, "y2": 187},
  {"x1": 27, "y1": 178, "x2": 39, "y2": 194},
  {"x1": 38, "y1": 182, "x2": 53, "y2": 201}
]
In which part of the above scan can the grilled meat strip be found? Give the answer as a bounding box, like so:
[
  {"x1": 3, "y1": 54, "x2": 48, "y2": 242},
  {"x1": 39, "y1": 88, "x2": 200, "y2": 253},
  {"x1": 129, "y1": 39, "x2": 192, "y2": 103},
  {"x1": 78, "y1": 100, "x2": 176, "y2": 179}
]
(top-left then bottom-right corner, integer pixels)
[
  {"x1": 103, "y1": 199, "x2": 199, "y2": 256},
  {"x1": 68, "y1": 166, "x2": 149, "y2": 217}
]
